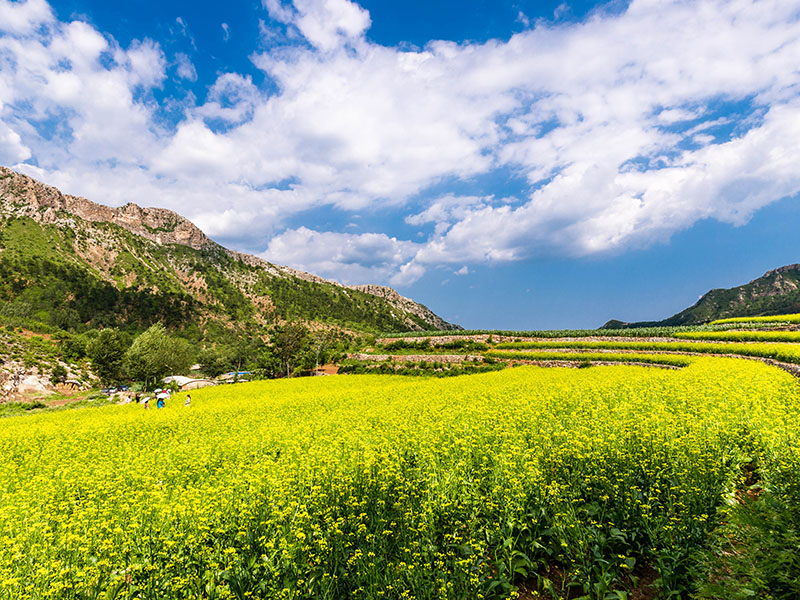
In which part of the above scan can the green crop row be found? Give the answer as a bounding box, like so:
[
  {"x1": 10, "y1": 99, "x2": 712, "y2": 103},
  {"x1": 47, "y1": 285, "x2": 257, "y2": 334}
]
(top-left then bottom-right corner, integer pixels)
[{"x1": 379, "y1": 322, "x2": 787, "y2": 341}]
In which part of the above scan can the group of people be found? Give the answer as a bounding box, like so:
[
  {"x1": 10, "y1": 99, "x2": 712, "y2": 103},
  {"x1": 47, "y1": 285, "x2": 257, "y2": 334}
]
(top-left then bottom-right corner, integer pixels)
[{"x1": 143, "y1": 394, "x2": 191, "y2": 409}]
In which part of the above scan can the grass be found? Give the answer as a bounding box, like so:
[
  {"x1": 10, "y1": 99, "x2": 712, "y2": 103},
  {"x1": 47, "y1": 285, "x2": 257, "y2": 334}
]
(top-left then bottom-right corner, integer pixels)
[
  {"x1": 695, "y1": 492, "x2": 800, "y2": 598},
  {"x1": 0, "y1": 392, "x2": 115, "y2": 418}
]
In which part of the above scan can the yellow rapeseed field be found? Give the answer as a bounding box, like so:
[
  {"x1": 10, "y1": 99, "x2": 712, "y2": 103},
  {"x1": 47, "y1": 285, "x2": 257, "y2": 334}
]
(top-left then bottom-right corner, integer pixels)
[
  {"x1": 2, "y1": 358, "x2": 800, "y2": 599},
  {"x1": 710, "y1": 313, "x2": 800, "y2": 325},
  {"x1": 493, "y1": 339, "x2": 800, "y2": 364}
]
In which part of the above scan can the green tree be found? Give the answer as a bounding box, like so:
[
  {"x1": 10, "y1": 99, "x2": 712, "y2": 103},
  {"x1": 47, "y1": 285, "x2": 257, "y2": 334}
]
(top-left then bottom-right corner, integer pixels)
[
  {"x1": 56, "y1": 332, "x2": 87, "y2": 362},
  {"x1": 197, "y1": 345, "x2": 235, "y2": 378},
  {"x1": 308, "y1": 329, "x2": 337, "y2": 373},
  {"x1": 270, "y1": 322, "x2": 309, "y2": 378},
  {"x1": 86, "y1": 328, "x2": 131, "y2": 384},
  {"x1": 50, "y1": 364, "x2": 68, "y2": 384},
  {"x1": 124, "y1": 323, "x2": 194, "y2": 390},
  {"x1": 198, "y1": 335, "x2": 264, "y2": 378},
  {"x1": 255, "y1": 346, "x2": 281, "y2": 379}
]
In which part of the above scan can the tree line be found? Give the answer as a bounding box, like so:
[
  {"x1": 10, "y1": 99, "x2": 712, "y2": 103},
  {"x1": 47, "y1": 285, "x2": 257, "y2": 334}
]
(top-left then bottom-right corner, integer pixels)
[{"x1": 61, "y1": 322, "x2": 362, "y2": 389}]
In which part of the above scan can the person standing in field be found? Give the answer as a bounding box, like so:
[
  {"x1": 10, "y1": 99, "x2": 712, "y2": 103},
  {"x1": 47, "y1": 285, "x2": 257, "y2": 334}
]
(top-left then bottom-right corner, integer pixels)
[{"x1": 184, "y1": 394, "x2": 191, "y2": 407}]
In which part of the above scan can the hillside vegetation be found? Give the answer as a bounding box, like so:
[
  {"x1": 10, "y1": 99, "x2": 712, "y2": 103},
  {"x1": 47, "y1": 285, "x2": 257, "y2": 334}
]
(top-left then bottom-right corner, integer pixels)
[
  {"x1": 0, "y1": 166, "x2": 457, "y2": 339},
  {"x1": 0, "y1": 166, "x2": 461, "y2": 398}
]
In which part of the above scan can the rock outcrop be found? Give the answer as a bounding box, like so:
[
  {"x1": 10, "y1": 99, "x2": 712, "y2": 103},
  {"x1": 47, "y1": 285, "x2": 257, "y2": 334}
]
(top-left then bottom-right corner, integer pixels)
[
  {"x1": 351, "y1": 285, "x2": 458, "y2": 331},
  {"x1": 0, "y1": 166, "x2": 213, "y2": 250}
]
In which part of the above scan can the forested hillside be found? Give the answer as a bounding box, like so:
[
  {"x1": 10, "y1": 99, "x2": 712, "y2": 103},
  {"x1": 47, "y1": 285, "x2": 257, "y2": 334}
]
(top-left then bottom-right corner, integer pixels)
[{"x1": 604, "y1": 264, "x2": 800, "y2": 328}]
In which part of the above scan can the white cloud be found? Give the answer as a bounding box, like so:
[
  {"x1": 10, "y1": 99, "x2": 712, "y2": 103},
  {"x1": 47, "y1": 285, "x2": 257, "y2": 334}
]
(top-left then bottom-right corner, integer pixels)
[
  {"x1": 2, "y1": 0, "x2": 800, "y2": 287},
  {"x1": 405, "y1": 195, "x2": 490, "y2": 227},
  {"x1": 0, "y1": 0, "x2": 53, "y2": 35},
  {"x1": 263, "y1": 227, "x2": 421, "y2": 284},
  {"x1": 175, "y1": 52, "x2": 197, "y2": 81},
  {"x1": 553, "y1": 3, "x2": 570, "y2": 20},
  {"x1": 221, "y1": 22, "x2": 230, "y2": 41},
  {"x1": 264, "y1": 0, "x2": 370, "y2": 51},
  {"x1": 0, "y1": 119, "x2": 30, "y2": 162},
  {"x1": 196, "y1": 73, "x2": 259, "y2": 123},
  {"x1": 263, "y1": 0, "x2": 294, "y2": 24}
]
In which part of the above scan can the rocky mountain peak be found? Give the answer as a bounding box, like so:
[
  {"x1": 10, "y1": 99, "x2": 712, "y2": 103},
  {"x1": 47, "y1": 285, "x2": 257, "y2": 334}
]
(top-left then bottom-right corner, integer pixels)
[{"x1": 0, "y1": 166, "x2": 214, "y2": 251}]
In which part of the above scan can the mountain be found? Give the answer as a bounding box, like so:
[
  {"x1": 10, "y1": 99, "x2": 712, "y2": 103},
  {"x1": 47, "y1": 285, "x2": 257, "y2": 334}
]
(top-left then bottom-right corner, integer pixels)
[
  {"x1": 603, "y1": 264, "x2": 800, "y2": 328},
  {"x1": 0, "y1": 166, "x2": 459, "y2": 338}
]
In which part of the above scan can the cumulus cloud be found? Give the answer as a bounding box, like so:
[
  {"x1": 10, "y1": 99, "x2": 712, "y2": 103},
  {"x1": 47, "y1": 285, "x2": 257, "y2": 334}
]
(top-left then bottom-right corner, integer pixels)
[
  {"x1": 263, "y1": 227, "x2": 420, "y2": 284},
  {"x1": 264, "y1": 0, "x2": 370, "y2": 51},
  {"x1": 0, "y1": 119, "x2": 31, "y2": 163},
  {"x1": 195, "y1": 73, "x2": 260, "y2": 124},
  {"x1": 1, "y1": 0, "x2": 800, "y2": 287},
  {"x1": 0, "y1": 0, "x2": 53, "y2": 35}
]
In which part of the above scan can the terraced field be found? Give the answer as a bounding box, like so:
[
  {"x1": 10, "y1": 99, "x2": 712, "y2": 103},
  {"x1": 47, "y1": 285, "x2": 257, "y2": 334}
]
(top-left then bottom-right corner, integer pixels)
[
  {"x1": 711, "y1": 313, "x2": 800, "y2": 325},
  {"x1": 4, "y1": 315, "x2": 800, "y2": 599},
  {"x1": 361, "y1": 313, "x2": 800, "y2": 375}
]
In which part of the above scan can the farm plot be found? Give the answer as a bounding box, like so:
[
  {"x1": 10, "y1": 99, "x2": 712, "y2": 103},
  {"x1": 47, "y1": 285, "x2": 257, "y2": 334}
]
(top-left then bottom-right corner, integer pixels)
[
  {"x1": 492, "y1": 340, "x2": 800, "y2": 365},
  {"x1": 711, "y1": 313, "x2": 800, "y2": 325},
  {"x1": 2, "y1": 358, "x2": 800, "y2": 599},
  {"x1": 485, "y1": 350, "x2": 693, "y2": 367},
  {"x1": 673, "y1": 330, "x2": 800, "y2": 343}
]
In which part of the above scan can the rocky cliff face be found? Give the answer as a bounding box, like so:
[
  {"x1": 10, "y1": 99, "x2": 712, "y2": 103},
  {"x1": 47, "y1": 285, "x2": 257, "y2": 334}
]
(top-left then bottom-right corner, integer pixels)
[
  {"x1": 0, "y1": 166, "x2": 460, "y2": 332},
  {"x1": 351, "y1": 284, "x2": 456, "y2": 331},
  {"x1": 0, "y1": 167, "x2": 214, "y2": 250}
]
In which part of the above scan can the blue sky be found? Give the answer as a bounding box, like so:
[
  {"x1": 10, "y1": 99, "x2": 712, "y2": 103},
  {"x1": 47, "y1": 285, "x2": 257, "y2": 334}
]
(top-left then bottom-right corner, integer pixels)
[{"x1": 1, "y1": 0, "x2": 800, "y2": 329}]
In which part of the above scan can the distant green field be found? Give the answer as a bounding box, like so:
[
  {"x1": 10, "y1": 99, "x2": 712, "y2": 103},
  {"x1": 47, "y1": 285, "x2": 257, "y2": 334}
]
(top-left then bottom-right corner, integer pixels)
[{"x1": 380, "y1": 322, "x2": 787, "y2": 340}]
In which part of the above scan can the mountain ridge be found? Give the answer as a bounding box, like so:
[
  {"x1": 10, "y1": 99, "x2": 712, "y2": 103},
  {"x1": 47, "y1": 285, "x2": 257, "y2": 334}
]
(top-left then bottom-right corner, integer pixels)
[
  {"x1": 0, "y1": 166, "x2": 458, "y2": 334},
  {"x1": 603, "y1": 264, "x2": 800, "y2": 328}
]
